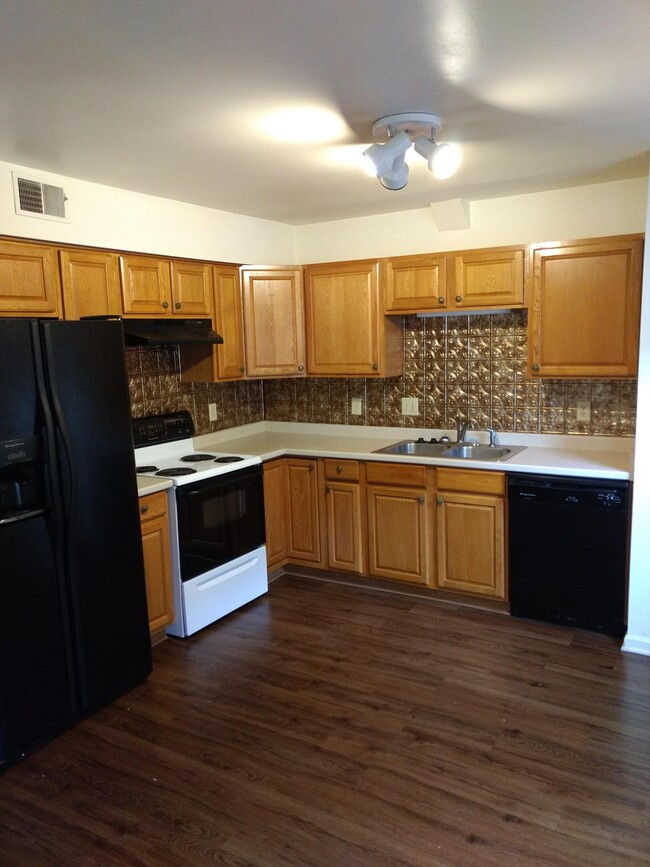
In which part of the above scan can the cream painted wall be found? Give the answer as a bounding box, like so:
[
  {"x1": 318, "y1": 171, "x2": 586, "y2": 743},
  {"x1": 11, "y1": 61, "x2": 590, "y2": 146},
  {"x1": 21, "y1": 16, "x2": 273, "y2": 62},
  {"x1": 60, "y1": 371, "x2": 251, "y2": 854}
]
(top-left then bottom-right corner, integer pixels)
[
  {"x1": 0, "y1": 160, "x2": 297, "y2": 265},
  {"x1": 624, "y1": 171, "x2": 650, "y2": 656},
  {"x1": 294, "y1": 178, "x2": 648, "y2": 263}
]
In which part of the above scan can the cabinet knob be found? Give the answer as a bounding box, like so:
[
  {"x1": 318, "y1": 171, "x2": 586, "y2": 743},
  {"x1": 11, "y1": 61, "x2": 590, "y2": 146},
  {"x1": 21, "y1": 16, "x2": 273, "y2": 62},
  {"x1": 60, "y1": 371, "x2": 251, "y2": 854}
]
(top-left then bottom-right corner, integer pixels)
[
  {"x1": 140, "y1": 504, "x2": 149, "y2": 514},
  {"x1": 325, "y1": 485, "x2": 331, "y2": 494},
  {"x1": 175, "y1": 302, "x2": 181, "y2": 310},
  {"x1": 372, "y1": 363, "x2": 379, "y2": 371},
  {"x1": 455, "y1": 295, "x2": 463, "y2": 303},
  {"x1": 436, "y1": 497, "x2": 443, "y2": 506},
  {"x1": 438, "y1": 297, "x2": 445, "y2": 305},
  {"x1": 239, "y1": 366, "x2": 245, "y2": 373},
  {"x1": 336, "y1": 465, "x2": 342, "y2": 474},
  {"x1": 308, "y1": 464, "x2": 314, "y2": 472},
  {"x1": 298, "y1": 364, "x2": 304, "y2": 371},
  {"x1": 161, "y1": 301, "x2": 169, "y2": 309},
  {"x1": 418, "y1": 496, "x2": 425, "y2": 504},
  {"x1": 532, "y1": 363, "x2": 540, "y2": 372}
]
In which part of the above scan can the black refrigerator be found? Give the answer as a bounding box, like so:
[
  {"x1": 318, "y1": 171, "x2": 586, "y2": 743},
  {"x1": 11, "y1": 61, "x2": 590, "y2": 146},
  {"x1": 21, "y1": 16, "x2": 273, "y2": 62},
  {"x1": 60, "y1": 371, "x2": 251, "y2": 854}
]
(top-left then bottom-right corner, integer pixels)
[{"x1": 0, "y1": 318, "x2": 152, "y2": 770}]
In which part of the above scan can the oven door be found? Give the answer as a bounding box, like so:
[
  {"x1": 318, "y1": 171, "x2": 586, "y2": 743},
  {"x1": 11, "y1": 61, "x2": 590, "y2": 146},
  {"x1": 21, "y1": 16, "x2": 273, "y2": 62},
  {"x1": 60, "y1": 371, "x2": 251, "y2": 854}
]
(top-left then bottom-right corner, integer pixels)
[{"x1": 175, "y1": 465, "x2": 265, "y2": 581}]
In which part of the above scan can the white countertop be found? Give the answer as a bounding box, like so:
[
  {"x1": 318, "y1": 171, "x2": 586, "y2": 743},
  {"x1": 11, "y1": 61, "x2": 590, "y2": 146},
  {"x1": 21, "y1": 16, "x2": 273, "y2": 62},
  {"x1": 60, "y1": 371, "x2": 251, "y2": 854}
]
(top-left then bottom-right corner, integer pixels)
[
  {"x1": 137, "y1": 477, "x2": 173, "y2": 496},
  {"x1": 193, "y1": 422, "x2": 634, "y2": 481}
]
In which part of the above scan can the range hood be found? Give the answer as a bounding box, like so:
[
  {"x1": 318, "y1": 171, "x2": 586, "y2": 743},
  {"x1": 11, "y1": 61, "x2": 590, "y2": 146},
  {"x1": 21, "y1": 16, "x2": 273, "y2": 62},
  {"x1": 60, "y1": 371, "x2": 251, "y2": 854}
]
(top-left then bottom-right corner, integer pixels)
[{"x1": 82, "y1": 316, "x2": 223, "y2": 346}]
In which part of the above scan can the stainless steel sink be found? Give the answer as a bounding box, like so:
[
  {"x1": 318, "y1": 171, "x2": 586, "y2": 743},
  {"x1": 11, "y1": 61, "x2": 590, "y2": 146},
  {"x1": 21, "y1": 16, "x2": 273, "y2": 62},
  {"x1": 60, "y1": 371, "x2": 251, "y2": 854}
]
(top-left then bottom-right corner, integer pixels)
[{"x1": 373, "y1": 440, "x2": 526, "y2": 462}]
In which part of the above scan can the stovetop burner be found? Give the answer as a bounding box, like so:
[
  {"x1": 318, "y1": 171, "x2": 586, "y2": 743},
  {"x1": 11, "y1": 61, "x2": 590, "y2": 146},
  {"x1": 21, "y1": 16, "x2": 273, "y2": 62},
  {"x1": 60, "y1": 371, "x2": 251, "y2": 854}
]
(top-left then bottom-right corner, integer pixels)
[
  {"x1": 155, "y1": 467, "x2": 197, "y2": 477},
  {"x1": 136, "y1": 465, "x2": 159, "y2": 473},
  {"x1": 180, "y1": 453, "x2": 216, "y2": 462},
  {"x1": 214, "y1": 455, "x2": 244, "y2": 463}
]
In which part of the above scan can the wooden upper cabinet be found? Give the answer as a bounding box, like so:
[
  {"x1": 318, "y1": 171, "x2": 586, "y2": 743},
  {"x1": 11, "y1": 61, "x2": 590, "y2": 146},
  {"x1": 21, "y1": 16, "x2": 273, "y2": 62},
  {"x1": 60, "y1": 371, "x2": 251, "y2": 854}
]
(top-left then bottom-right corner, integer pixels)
[
  {"x1": 528, "y1": 235, "x2": 643, "y2": 378},
  {"x1": 170, "y1": 260, "x2": 212, "y2": 316},
  {"x1": 212, "y1": 265, "x2": 245, "y2": 381},
  {"x1": 0, "y1": 240, "x2": 61, "y2": 316},
  {"x1": 383, "y1": 246, "x2": 526, "y2": 314},
  {"x1": 384, "y1": 254, "x2": 448, "y2": 312},
  {"x1": 450, "y1": 247, "x2": 525, "y2": 309},
  {"x1": 120, "y1": 254, "x2": 173, "y2": 316},
  {"x1": 60, "y1": 249, "x2": 122, "y2": 319},
  {"x1": 304, "y1": 259, "x2": 402, "y2": 377},
  {"x1": 241, "y1": 267, "x2": 306, "y2": 377}
]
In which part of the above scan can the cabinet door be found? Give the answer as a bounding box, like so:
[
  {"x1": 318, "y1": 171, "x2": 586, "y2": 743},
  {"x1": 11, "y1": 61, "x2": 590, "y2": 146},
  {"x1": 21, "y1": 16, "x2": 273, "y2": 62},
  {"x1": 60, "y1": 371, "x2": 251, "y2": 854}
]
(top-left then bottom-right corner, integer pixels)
[
  {"x1": 213, "y1": 265, "x2": 246, "y2": 381},
  {"x1": 263, "y1": 459, "x2": 288, "y2": 569},
  {"x1": 367, "y1": 484, "x2": 428, "y2": 584},
  {"x1": 528, "y1": 236, "x2": 643, "y2": 378},
  {"x1": 120, "y1": 254, "x2": 172, "y2": 316},
  {"x1": 451, "y1": 247, "x2": 525, "y2": 310},
  {"x1": 0, "y1": 240, "x2": 60, "y2": 316},
  {"x1": 436, "y1": 491, "x2": 505, "y2": 599},
  {"x1": 170, "y1": 260, "x2": 212, "y2": 316},
  {"x1": 139, "y1": 492, "x2": 174, "y2": 637},
  {"x1": 325, "y1": 481, "x2": 364, "y2": 574},
  {"x1": 284, "y1": 458, "x2": 323, "y2": 565},
  {"x1": 304, "y1": 260, "x2": 401, "y2": 377},
  {"x1": 241, "y1": 268, "x2": 306, "y2": 377},
  {"x1": 384, "y1": 254, "x2": 448, "y2": 313},
  {"x1": 60, "y1": 249, "x2": 122, "y2": 319}
]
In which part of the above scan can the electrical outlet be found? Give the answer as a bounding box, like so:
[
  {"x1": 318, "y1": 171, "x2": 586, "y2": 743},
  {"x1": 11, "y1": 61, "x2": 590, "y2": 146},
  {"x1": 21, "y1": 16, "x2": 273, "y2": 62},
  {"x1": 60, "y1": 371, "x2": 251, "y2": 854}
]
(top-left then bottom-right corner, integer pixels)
[
  {"x1": 401, "y1": 397, "x2": 419, "y2": 416},
  {"x1": 208, "y1": 402, "x2": 218, "y2": 422},
  {"x1": 576, "y1": 399, "x2": 591, "y2": 423},
  {"x1": 350, "y1": 397, "x2": 363, "y2": 415}
]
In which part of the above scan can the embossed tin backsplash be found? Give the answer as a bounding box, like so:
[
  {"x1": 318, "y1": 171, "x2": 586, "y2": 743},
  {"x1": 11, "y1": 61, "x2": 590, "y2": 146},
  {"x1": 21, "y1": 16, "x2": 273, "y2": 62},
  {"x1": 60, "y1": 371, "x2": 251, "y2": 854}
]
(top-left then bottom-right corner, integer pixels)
[{"x1": 128, "y1": 310, "x2": 636, "y2": 437}]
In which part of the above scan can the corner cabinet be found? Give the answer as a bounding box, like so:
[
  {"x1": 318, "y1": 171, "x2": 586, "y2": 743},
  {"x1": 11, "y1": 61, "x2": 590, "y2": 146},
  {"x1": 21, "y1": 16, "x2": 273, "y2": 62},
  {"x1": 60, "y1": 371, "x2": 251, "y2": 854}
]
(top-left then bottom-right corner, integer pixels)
[
  {"x1": 384, "y1": 246, "x2": 526, "y2": 314},
  {"x1": 0, "y1": 239, "x2": 61, "y2": 316},
  {"x1": 241, "y1": 267, "x2": 306, "y2": 377},
  {"x1": 303, "y1": 260, "x2": 402, "y2": 377},
  {"x1": 212, "y1": 264, "x2": 246, "y2": 381},
  {"x1": 528, "y1": 235, "x2": 643, "y2": 378},
  {"x1": 435, "y1": 468, "x2": 506, "y2": 600},
  {"x1": 139, "y1": 491, "x2": 174, "y2": 641}
]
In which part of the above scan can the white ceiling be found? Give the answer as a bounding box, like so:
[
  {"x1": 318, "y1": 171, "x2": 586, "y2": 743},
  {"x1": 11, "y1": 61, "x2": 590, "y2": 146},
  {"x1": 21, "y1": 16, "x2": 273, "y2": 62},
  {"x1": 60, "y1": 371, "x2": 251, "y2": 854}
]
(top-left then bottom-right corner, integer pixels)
[{"x1": 2, "y1": 0, "x2": 649, "y2": 225}]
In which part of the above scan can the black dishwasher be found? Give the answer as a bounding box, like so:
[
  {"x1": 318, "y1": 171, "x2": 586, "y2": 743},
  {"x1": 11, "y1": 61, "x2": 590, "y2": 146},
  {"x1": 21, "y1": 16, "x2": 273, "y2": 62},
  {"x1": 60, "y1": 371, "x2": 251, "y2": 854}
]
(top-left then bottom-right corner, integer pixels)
[{"x1": 508, "y1": 474, "x2": 629, "y2": 637}]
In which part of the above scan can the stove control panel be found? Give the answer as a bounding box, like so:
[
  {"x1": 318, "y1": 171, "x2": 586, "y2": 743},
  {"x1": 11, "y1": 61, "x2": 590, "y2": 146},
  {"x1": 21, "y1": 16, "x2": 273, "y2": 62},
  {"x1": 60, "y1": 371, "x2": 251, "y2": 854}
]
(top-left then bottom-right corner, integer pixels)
[{"x1": 132, "y1": 410, "x2": 195, "y2": 447}]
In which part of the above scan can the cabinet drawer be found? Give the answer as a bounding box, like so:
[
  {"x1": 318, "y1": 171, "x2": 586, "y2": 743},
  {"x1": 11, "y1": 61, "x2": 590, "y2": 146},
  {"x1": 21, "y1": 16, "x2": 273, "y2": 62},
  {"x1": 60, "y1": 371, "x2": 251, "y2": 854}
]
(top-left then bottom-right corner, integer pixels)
[
  {"x1": 366, "y1": 461, "x2": 427, "y2": 488},
  {"x1": 323, "y1": 459, "x2": 360, "y2": 481},
  {"x1": 436, "y1": 468, "x2": 505, "y2": 496},
  {"x1": 139, "y1": 491, "x2": 168, "y2": 523}
]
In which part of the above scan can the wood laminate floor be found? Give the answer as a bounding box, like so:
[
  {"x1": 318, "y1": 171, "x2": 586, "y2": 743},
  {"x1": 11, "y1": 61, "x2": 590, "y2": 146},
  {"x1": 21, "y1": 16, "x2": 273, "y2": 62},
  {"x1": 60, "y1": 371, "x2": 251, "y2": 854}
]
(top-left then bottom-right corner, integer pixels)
[{"x1": 1, "y1": 572, "x2": 650, "y2": 866}]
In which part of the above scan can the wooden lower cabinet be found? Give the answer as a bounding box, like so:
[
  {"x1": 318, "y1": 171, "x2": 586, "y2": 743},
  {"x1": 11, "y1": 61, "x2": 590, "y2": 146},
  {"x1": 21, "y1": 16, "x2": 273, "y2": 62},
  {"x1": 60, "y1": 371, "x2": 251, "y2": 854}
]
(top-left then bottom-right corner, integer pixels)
[
  {"x1": 263, "y1": 459, "x2": 288, "y2": 569},
  {"x1": 322, "y1": 459, "x2": 366, "y2": 575},
  {"x1": 435, "y1": 468, "x2": 506, "y2": 600},
  {"x1": 284, "y1": 458, "x2": 325, "y2": 566},
  {"x1": 366, "y1": 462, "x2": 432, "y2": 585},
  {"x1": 139, "y1": 491, "x2": 174, "y2": 639}
]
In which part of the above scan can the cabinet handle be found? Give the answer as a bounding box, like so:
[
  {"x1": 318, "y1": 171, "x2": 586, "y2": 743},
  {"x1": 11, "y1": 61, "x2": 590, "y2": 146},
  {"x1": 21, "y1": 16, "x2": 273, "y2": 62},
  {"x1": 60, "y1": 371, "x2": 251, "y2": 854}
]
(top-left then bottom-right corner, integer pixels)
[
  {"x1": 140, "y1": 504, "x2": 149, "y2": 514},
  {"x1": 298, "y1": 364, "x2": 304, "y2": 371},
  {"x1": 175, "y1": 302, "x2": 181, "y2": 310},
  {"x1": 161, "y1": 301, "x2": 169, "y2": 309},
  {"x1": 532, "y1": 363, "x2": 540, "y2": 372},
  {"x1": 418, "y1": 496, "x2": 425, "y2": 504},
  {"x1": 437, "y1": 297, "x2": 445, "y2": 305},
  {"x1": 336, "y1": 465, "x2": 342, "y2": 474},
  {"x1": 372, "y1": 363, "x2": 379, "y2": 371},
  {"x1": 455, "y1": 295, "x2": 463, "y2": 303},
  {"x1": 436, "y1": 497, "x2": 443, "y2": 506}
]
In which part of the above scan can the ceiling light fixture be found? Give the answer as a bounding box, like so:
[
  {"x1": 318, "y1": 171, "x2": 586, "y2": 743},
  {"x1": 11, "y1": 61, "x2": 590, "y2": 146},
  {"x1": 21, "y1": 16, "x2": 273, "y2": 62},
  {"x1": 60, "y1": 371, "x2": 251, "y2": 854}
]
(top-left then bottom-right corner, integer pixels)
[{"x1": 363, "y1": 113, "x2": 461, "y2": 189}]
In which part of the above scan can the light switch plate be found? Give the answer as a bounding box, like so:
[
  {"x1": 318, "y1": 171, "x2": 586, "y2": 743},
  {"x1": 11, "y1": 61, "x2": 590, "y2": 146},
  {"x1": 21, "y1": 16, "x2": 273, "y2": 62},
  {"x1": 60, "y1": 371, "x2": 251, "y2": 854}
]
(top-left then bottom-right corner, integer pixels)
[
  {"x1": 208, "y1": 402, "x2": 218, "y2": 421},
  {"x1": 401, "y1": 397, "x2": 419, "y2": 416},
  {"x1": 350, "y1": 397, "x2": 363, "y2": 415},
  {"x1": 576, "y1": 400, "x2": 591, "y2": 423}
]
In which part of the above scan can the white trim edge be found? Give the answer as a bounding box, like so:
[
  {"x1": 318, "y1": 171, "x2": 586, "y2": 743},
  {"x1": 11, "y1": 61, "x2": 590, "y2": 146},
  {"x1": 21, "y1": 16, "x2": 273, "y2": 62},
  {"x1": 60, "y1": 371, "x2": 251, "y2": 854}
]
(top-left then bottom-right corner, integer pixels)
[{"x1": 621, "y1": 635, "x2": 650, "y2": 656}]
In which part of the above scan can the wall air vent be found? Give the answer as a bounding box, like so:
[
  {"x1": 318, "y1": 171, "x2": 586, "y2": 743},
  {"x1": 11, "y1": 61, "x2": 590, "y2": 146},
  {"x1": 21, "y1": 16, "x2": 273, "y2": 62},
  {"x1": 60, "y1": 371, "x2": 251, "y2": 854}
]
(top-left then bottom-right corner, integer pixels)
[{"x1": 12, "y1": 172, "x2": 68, "y2": 222}]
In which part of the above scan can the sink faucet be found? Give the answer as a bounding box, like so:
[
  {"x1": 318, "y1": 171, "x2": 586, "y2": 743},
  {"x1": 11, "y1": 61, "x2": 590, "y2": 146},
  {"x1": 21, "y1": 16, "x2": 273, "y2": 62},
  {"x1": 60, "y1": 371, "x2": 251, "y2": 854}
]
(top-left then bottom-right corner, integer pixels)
[
  {"x1": 456, "y1": 416, "x2": 470, "y2": 443},
  {"x1": 486, "y1": 427, "x2": 497, "y2": 447}
]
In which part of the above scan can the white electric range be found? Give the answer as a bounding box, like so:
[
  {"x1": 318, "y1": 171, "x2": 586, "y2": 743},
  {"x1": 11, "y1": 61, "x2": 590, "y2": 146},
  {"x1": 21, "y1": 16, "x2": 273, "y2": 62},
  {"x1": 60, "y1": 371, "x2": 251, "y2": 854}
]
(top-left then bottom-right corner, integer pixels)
[{"x1": 133, "y1": 411, "x2": 267, "y2": 637}]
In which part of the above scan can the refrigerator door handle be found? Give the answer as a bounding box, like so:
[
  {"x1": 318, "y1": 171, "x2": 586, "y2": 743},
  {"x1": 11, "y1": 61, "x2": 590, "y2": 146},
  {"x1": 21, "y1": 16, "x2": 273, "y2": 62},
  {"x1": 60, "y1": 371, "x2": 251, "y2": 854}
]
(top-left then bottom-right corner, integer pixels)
[{"x1": 0, "y1": 508, "x2": 46, "y2": 526}]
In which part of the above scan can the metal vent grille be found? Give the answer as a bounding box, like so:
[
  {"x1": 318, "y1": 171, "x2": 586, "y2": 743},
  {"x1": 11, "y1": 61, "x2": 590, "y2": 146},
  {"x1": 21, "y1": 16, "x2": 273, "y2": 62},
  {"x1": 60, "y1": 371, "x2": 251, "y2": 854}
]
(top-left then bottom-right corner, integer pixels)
[{"x1": 12, "y1": 172, "x2": 68, "y2": 222}]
